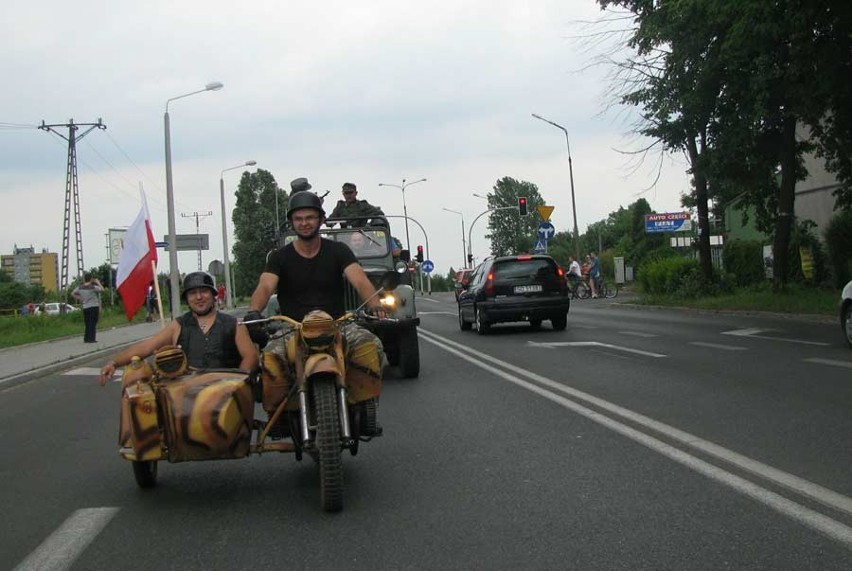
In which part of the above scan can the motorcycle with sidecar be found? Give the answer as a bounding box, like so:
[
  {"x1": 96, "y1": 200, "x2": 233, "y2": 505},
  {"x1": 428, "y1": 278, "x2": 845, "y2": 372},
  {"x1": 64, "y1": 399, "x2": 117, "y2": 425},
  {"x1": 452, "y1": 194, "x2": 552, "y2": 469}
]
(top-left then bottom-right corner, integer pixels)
[{"x1": 117, "y1": 272, "x2": 400, "y2": 512}]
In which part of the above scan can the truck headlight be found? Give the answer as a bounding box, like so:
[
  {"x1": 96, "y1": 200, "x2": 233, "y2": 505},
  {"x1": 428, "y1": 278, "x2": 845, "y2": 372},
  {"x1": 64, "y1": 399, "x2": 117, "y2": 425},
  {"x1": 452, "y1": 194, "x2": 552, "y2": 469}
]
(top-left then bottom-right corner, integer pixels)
[{"x1": 380, "y1": 293, "x2": 396, "y2": 309}]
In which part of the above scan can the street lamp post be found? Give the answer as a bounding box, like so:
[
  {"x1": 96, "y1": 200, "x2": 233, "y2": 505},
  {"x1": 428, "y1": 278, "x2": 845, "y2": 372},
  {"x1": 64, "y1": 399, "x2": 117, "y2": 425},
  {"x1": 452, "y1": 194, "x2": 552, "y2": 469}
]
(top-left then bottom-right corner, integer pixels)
[
  {"x1": 220, "y1": 160, "x2": 256, "y2": 309},
  {"x1": 378, "y1": 178, "x2": 427, "y2": 251},
  {"x1": 164, "y1": 81, "x2": 224, "y2": 318},
  {"x1": 442, "y1": 208, "x2": 466, "y2": 268},
  {"x1": 531, "y1": 113, "x2": 581, "y2": 261},
  {"x1": 468, "y1": 206, "x2": 517, "y2": 266}
]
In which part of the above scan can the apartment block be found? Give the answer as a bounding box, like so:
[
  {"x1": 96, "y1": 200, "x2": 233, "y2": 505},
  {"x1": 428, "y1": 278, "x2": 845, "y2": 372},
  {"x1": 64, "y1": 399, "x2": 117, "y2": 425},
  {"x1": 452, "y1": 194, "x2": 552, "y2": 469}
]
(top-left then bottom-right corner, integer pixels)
[{"x1": 0, "y1": 246, "x2": 59, "y2": 293}]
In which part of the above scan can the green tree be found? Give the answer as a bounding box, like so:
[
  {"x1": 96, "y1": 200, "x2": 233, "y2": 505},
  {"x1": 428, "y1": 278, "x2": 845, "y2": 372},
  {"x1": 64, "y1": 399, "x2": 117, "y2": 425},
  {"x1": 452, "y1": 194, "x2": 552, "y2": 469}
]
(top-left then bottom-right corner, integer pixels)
[
  {"x1": 482, "y1": 177, "x2": 544, "y2": 256},
  {"x1": 231, "y1": 169, "x2": 287, "y2": 296},
  {"x1": 598, "y1": 0, "x2": 852, "y2": 288}
]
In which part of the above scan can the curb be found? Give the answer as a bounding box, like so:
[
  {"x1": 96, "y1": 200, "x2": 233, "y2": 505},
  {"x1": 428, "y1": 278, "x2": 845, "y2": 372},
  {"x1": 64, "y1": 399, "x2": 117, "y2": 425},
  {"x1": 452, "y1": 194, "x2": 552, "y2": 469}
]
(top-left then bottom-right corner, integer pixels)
[{"x1": 0, "y1": 340, "x2": 138, "y2": 390}]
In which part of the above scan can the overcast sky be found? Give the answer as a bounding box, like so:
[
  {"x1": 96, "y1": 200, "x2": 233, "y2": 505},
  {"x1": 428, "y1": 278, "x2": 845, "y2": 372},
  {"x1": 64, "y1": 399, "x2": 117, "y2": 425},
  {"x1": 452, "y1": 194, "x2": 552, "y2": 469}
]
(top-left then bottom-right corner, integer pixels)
[{"x1": 1, "y1": 0, "x2": 691, "y2": 282}]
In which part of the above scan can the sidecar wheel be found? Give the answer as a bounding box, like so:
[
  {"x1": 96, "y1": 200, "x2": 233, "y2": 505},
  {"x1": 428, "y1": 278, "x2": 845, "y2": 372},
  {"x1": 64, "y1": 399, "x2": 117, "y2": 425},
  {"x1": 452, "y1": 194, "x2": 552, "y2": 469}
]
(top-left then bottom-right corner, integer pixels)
[
  {"x1": 398, "y1": 328, "x2": 420, "y2": 379},
  {"x1": 132, "y1": 460, "x2": 158, "y2": 488},
  {"x1": 313, "y1": 378, "x2": 343, "y2": 512}
]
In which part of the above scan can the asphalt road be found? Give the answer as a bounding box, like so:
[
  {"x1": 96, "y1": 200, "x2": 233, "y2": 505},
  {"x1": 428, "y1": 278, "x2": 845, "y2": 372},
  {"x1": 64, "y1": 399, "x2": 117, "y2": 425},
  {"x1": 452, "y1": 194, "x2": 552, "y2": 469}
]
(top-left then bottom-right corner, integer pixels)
[{"x1": 3, "y1": 293, "x2": 852, "y2": 569}]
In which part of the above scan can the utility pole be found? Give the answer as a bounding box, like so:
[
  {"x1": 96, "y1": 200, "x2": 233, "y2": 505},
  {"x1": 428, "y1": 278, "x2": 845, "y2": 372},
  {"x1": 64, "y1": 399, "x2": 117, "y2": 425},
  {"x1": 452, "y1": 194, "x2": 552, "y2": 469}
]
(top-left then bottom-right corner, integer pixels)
[
  {"x1": 182, "y1": 211, "x2": 213, "y2": 270},
  {"x1": 39, "y1": 119, "x2": 106, "y2": 294}
]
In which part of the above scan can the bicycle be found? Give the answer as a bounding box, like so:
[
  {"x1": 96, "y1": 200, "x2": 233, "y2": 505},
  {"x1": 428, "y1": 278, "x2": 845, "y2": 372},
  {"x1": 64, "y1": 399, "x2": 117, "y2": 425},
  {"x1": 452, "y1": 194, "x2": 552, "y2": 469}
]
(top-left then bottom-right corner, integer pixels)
[
  {"x1": 593, "y1": 276, "x2": 619, "y2": 299},
  {"x1": 567, "y1": 275, "x2": 591, "y2": 299}
]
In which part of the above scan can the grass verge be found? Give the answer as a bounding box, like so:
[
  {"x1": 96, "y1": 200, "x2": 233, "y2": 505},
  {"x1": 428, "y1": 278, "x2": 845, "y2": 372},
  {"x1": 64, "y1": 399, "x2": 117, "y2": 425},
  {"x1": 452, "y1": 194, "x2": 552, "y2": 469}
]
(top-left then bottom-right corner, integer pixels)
[
  {"x1": 0, "y1": 307, "x2": 157, "y2": 349},
  {"x1": 633, "y1": 283, "x2": 840, "y2": 316}
]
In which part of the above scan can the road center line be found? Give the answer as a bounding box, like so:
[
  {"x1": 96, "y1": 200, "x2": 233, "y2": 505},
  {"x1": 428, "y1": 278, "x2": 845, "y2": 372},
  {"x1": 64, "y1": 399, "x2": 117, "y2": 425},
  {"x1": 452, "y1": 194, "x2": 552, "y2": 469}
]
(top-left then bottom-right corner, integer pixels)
[
  {"x1": 722, "y1": 329, "x2": 829, "y2": 346},
  {"x1": 14, "y1": 507, "x2": 119, "y2": 571},
  {"x1": 420, "y1": 328, "x2": 852, "y2": 545},
  {"x1": 527, "y1": 340, "x2": 666, "y2": 358},
  {"x1": 619, "y1": 330, "x2": 659, "y2": 338}
]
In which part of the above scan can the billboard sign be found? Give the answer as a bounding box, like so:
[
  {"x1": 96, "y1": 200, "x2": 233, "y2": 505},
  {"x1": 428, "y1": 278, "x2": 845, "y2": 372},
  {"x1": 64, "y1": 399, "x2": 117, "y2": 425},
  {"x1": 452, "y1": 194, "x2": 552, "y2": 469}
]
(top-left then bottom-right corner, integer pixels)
[
  {"x1": 108, "y1": 228, "x2": 127, "y2": 265},
  {"x1": 644, "y1": 212, "x2": 692, "y2": 233},
  {"x1": 162, "y1": 234, "x2": 209, "y2": 251}
]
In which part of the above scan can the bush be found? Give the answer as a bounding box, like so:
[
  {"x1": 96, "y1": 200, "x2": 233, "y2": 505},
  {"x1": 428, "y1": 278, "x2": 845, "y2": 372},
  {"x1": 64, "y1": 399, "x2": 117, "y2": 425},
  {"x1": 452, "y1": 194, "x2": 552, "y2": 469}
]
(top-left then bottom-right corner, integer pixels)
[
  {"x1": 824, "y1": 210, "x2": 852, "y2": 287},
  {"x1": 723, "y1": 239, "x2": 764, "y2": 287},
  {"x1": 637, "y1": 257, "x2": 700, "y2": 295}
]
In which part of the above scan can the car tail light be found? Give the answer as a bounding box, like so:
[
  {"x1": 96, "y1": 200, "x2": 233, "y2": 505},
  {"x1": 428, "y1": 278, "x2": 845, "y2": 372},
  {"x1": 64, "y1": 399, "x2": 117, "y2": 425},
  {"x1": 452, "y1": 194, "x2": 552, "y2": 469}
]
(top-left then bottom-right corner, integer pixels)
[
  {"x1": 484, "y1": 271, "x2": 495, "y2": 297},
  {"x1": 557, "y1": 266, "x2": 568, "y2": 293},
  {"x1": 517, "y1": 255, "x2": 532, "y2": 260}
]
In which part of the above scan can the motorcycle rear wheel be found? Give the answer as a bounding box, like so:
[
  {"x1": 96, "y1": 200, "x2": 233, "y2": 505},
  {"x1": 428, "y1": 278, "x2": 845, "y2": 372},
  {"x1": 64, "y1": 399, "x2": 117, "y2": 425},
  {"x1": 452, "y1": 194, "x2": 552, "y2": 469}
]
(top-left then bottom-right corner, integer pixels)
[
  {"x1": 313, "y1": 377, "x2": 344, "y2": 512},
  {"x1": 132, "y1": 460, "x2": 158, "y2": 488}
]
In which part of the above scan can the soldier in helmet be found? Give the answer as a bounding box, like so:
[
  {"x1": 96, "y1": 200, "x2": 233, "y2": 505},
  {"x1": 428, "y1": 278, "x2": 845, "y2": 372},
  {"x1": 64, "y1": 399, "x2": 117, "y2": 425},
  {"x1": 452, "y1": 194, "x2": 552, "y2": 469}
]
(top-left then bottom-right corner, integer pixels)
[
  {"x1": 328, "y1": 182, "x2": 384, "y2": 228},
  {"x1": 97, "y1": 271, "x2": 258, "y2": 385},
  {"x1": 245, "y1": 190, "x2": 387, "y2": 435}
]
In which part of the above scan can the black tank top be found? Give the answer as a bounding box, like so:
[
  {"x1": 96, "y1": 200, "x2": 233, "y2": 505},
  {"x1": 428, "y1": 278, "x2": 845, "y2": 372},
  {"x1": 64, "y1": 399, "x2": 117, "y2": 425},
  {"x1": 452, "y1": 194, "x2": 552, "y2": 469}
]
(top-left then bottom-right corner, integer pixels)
[{"x1": 177, "y1": 311, "x2": 241, "y2": 369}]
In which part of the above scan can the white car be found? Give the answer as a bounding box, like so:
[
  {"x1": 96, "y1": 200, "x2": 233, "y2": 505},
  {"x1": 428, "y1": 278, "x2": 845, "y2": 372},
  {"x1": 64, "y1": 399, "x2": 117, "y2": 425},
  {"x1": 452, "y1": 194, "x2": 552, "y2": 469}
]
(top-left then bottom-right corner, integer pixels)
[
  {"x1": 34, "y1": 302, "x2": 80, "y2": 316},
  {"x1": 841, "y1": 280, "x2": 852, "y2": 349}
]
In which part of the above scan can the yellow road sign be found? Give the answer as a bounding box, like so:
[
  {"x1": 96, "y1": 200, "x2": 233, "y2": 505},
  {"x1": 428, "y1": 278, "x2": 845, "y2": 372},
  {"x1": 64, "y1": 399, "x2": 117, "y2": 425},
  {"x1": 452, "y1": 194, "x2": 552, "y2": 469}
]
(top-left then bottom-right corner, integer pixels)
[{"x1": 537, "y1": 205, "x2": 554, "y2": 221}]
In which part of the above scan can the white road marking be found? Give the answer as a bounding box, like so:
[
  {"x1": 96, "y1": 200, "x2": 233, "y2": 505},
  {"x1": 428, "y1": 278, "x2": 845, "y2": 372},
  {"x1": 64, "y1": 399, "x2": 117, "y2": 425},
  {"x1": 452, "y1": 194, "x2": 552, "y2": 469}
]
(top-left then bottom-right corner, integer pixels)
[
  {"x1": 722, "y1": 328, "x2": 766, "y2": 336},
  {"x1": 421, "y1": 328, "x2": 852, "y2": 547},
  {"x1": 619, "y1": 330, "x2": 659, "y2": 338},
  {"x1": 63, "y1": 367, "x2": 102, "y2": 376},
  {"x1": 527, "y1": 340, "x2": 666, "y2": 358},
  {"x1": 14, "y1": 507, "x2": 119, "y2": 571},
  {"x1": 722, "y1": 328, "x2": 829, "y2": 346},
  {"x1": 418, "y1": 311, "x2": 458, "y2": 316},
  {"x1": 804, "y1": 358, "x2": 852, "y2": 370},
  {"x1": 690, "y1": 342, "x2": 747, "y2": 351},
  {"x1": 415, "y1": 296, "x2": 441, "y2": 304}
]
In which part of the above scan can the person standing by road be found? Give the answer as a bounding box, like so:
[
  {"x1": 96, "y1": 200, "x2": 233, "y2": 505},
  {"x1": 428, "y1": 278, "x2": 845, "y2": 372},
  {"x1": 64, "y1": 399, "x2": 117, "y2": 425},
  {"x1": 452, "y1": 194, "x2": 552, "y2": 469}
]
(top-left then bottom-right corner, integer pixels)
[
  {"x1": 328, "y1": 182, "x2": 384, "y2": 227},
  {"x1": 72, "y1": 273, "x2": 104, "y2": 343},
  {"x1": 588, "y1": 252, "x2": 601, "y2": 298}
]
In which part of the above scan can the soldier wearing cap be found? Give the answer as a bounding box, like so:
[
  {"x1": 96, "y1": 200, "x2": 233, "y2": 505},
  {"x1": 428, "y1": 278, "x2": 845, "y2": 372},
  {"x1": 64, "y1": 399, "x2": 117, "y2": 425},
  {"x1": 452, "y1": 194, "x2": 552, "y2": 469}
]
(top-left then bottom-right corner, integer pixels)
[
  {"x1": 290, "y1": 177, "x2": 313, "y2": 195},
  {"x1": 329, "y1": 182, "x2": 384, "y2": 228},
  {"x1": 97, "y1": 271, "x2": 258, "y2": 385}
]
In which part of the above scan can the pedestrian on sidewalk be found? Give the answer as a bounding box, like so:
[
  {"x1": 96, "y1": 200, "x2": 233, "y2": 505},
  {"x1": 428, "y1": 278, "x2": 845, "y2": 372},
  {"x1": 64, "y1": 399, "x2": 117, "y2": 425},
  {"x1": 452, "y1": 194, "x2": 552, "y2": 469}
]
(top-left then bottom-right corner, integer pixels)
[{"x1": 72, "y1": 273, "x2": 104, "y2": 343}]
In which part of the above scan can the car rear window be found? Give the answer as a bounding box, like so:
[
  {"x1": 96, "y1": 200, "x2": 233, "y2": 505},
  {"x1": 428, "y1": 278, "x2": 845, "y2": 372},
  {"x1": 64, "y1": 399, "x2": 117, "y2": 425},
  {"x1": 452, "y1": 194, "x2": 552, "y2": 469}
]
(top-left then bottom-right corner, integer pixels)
[{"x1": 493, "y1": 258, "x2": 557, "y2": 281}]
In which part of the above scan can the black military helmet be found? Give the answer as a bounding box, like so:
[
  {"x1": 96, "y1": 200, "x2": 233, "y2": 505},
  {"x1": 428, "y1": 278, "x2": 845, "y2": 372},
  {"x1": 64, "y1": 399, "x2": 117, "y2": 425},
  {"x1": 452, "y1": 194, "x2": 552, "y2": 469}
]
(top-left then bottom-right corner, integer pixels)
[
  {"x1": 181, "y1": 271, "x2": 217, "y2": 300},
  {"x1": 287, "y1": 190, "x2": 325, "y2": 220}
]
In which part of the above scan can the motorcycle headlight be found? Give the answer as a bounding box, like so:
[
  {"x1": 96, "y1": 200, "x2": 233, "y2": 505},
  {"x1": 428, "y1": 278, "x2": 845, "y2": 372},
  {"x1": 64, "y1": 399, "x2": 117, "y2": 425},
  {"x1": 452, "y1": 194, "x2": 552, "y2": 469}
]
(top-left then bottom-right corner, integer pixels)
[{"x1": 380, "y1": 293, "x2": 396, "y2": 309}]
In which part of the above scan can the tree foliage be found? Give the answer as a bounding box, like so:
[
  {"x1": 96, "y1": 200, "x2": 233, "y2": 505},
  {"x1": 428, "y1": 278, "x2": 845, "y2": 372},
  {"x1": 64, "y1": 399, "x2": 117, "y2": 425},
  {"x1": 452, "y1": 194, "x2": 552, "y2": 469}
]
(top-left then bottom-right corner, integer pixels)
[
  {"x1": 481, "y1": 177, "x2": 544, "y2": 256},
  {"x1": 598, "y1": 0, "x2": 852, "y2": 288},
  {"x1": 231, "y1": 169, "x2": 287, "y2": 296}
]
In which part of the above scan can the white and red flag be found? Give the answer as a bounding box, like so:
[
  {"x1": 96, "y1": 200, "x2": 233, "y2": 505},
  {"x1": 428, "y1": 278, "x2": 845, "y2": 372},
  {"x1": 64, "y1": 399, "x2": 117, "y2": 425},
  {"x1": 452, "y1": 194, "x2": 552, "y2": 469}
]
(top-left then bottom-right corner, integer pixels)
[{"x1": 116, "y1": 190, "x2": 158, "y2": 320}]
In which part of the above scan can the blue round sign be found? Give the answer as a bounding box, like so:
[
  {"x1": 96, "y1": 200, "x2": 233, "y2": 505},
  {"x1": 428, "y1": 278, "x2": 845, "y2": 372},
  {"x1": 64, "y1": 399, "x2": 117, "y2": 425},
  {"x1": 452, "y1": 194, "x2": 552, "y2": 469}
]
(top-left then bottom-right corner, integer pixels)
[{"x1": 421, "y1": 260, "x2": 434, "y2": 273}]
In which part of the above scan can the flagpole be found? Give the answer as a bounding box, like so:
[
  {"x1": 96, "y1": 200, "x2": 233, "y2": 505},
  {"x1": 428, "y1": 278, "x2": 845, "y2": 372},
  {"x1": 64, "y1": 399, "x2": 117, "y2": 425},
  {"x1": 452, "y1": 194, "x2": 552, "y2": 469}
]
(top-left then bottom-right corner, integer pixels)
[{"x1": 152, "y1": 260, "x2": 166, "y2": 328}]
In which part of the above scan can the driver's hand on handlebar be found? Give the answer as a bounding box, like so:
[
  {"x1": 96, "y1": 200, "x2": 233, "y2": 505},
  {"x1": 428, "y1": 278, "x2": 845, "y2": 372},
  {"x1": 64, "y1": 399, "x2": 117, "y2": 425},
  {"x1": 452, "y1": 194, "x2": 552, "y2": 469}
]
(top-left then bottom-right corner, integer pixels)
[
  {"x1": 367, "y1": 303, "x2": 388, "y2": 320},
  {"x1": 243, "y1": 310, "x2": 269, "y2": 346},
  {"x1": 99, "y1": 360, "x2": 118, "y2": 386}
]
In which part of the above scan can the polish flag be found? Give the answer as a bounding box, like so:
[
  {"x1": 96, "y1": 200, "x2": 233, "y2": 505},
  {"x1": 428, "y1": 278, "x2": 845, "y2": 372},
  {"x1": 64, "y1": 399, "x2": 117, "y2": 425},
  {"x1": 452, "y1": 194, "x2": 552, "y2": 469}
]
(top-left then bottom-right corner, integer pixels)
[{"x1": 116, "y1": 190, "x2": 158, "y2": 320}]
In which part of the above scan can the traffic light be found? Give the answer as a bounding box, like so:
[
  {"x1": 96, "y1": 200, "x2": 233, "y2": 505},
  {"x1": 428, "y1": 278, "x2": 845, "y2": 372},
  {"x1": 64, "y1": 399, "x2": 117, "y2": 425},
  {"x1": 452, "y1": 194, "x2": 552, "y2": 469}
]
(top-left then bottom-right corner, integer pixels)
[
  {"x1": 518, "y1": 196, "x2": 528, "y2": 216},
  {"x1": 416, "y1": 245, "x2": 424, "y2": 263},
  {"x1": 467, "y1": 253, "x2": 473, "y2": 266}
]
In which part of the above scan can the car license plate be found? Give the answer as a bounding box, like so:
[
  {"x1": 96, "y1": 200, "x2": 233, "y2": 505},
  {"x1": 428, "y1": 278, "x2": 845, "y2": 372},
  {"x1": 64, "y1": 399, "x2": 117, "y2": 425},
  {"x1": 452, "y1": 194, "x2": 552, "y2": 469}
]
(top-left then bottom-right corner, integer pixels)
[{"x1": 514, "y1": 284, "x2": 542, "y2": 294}]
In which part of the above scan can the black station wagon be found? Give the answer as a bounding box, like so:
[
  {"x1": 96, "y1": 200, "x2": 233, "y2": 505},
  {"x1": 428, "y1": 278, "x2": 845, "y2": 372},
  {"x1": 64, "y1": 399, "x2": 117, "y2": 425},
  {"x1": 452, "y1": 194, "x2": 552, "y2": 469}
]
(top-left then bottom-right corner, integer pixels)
[{"x1": 457, "y1": 254, "x2": 570, "y2": 334}]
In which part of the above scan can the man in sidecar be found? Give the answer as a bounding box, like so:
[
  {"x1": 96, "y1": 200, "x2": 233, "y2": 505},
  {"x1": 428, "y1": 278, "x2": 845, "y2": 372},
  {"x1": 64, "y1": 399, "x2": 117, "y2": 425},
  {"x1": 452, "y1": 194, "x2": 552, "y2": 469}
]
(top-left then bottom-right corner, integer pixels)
[
  {"x1": 98, "y1": 272, "x2": 258, "y2": 385},
  {"x1": 245, "y1": 190, "x2": 387, "y2": 436}
]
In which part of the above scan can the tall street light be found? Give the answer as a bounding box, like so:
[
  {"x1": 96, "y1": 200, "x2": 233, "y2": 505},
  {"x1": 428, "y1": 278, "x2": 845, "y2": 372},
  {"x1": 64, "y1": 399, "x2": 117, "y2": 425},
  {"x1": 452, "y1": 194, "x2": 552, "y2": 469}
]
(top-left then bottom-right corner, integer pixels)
[
  {"x1": 164, "y1": 81, "x2": 224, "y2": 317},
  {"x1": 442, "y1": 208, "x2": 466, "y2": 269},
  {"x1": 378, "y1": 178, "x2": 427, "y2": 251},
  {"x1": 531, "y1": 113, "x2": 581, "y2": 261},
  {"x1": 220, "y1": 160, "x2": 256, "y2": 309}
]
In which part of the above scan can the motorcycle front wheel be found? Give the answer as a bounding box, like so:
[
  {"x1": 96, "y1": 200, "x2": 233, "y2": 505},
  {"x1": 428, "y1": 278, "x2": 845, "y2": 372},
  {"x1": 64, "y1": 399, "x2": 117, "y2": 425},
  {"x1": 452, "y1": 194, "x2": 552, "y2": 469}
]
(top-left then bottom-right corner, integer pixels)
[
  {"x1": 313, "y1": 377, "x2": 344, "y2": 512},
  {"x1": 132, "y1": 460, "x2": 158, "y2": 488}
]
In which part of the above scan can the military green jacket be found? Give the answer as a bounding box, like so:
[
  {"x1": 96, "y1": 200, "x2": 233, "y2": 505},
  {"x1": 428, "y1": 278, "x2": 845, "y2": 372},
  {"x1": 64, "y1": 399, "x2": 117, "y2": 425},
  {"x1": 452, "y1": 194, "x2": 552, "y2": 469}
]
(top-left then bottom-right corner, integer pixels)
[{"x1": 329, "y1": 199, "x2": 384, "y2": 227}]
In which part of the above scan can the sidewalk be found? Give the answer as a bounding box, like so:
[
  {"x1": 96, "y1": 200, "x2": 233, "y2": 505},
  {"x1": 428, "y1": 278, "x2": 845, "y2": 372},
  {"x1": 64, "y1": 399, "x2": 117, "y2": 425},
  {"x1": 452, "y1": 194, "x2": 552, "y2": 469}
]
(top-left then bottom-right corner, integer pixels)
[{"x1": 0, "y1": 320, "x2": 162, "y2": 387}]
